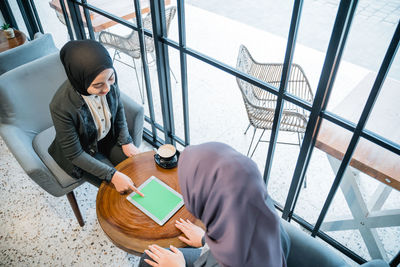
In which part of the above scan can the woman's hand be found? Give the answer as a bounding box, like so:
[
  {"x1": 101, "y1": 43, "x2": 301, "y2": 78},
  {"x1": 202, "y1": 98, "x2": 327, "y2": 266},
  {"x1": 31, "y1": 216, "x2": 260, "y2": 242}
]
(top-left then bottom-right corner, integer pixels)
[
  {"x1": 175, "y1": 218, "x2": 205, "y2": 248},
  {"x1": 111, "y1": 171, "x2": 144, "y2": 196},
  {"x1": 121, "y1": 143, "x2": 140, "y2": 157},
  {"x1": 144, "y1": 244, "x2": 185, "y2": 267}
]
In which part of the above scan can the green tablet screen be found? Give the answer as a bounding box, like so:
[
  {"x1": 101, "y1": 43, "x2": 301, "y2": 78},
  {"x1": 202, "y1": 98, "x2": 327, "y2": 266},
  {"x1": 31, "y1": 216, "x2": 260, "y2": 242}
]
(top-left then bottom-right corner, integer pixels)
[{"x1": 127, "y1": 176, "x2": 184, "y2": 225}]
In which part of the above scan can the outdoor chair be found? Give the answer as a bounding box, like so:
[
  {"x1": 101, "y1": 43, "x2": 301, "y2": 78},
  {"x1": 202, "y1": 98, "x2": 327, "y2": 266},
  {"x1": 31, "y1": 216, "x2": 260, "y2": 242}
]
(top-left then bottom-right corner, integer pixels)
[
  {"x1": 0, "y1": 32, "x2": 58, "y2": 75},
  {"x1": 0, "y1": 52, "x2": 144, "y2": 226},
  {"x1": 236, "y1": 44, "x2": 314, "y2": 187},
  {"x1": 98, "y1": 6, "x2": 177, "y2": 104},
  {"x1": 236, "y1": 45, "x2": 314, "y2": 158}
]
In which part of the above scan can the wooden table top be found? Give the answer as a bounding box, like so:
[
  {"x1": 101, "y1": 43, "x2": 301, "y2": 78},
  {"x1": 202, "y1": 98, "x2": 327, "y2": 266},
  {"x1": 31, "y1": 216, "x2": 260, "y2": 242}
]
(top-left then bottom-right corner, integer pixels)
[
  {"x1": 49, "y1": 0, "x2": 170, "y2": 32},
  {"x1": 0, "y1": 30, "x2": 27, "y2": 53},
  {"x1": 316, "y1": 72, "x2": 400, "y2": 191},
  {"x1": 96, "y1": 151, "x2": 202, "y2": 254}
]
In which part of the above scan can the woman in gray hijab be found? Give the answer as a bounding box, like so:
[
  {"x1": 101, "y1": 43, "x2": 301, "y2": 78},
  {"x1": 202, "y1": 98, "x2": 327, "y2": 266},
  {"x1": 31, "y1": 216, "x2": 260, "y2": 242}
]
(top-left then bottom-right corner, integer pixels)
[
  {"x1": 140, "y1": 142, "x2": 288, "y2": 267},
  {"x1": 49, "y1": 40, "x2": 142, "y2": 196}
]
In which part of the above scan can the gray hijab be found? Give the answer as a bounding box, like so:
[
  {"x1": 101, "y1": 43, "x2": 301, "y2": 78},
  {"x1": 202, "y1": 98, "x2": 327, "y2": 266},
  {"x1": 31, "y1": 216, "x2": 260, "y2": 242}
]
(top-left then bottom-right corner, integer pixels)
[{"x1": 178, "y1": 142, "x2": 286, "y2": 267}]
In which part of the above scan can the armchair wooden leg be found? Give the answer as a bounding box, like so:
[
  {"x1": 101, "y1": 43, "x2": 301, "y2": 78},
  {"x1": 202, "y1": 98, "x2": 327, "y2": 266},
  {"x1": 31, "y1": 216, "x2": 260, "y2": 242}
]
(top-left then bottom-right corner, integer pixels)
[{"x1": 66, "y1": 191, "x2": 85, "y2": 227}]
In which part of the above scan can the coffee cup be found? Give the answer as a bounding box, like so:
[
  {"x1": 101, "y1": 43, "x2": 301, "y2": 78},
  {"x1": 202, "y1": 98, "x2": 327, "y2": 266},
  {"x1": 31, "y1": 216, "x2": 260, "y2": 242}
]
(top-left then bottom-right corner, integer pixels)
[{"x1": 157, "y1": 144, "x2": 177, "y2": 161}]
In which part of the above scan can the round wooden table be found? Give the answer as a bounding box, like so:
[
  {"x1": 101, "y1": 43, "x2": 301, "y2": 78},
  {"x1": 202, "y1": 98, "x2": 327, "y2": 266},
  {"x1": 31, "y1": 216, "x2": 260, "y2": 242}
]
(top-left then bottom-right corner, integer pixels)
[
  {"x1": 0, "y1": 29, "x2": 27, "y2": 53},
  {"x1": 96, "y1": 151, "x2": 202, "y2": 254}
]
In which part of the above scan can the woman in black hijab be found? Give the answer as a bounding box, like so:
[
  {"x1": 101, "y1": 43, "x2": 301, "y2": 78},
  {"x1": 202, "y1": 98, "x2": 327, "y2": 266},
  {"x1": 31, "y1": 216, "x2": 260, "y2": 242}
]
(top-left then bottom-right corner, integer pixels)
[
  {"x1": 49, "y1": 40, "x2": 142, "y2": 195},
  {"x1": 140, "y1": 142, "x2": 289, "y2": 267}
]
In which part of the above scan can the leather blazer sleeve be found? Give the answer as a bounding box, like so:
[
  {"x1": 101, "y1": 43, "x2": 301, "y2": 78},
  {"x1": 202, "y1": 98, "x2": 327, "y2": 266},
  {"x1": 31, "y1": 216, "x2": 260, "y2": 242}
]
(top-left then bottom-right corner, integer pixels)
[
  {"x1": 50, "y1": 103, "x2": 116, "y2": 182},
  {"x1": 113, "y1": 84, "x2": 133, "y2": 146}
]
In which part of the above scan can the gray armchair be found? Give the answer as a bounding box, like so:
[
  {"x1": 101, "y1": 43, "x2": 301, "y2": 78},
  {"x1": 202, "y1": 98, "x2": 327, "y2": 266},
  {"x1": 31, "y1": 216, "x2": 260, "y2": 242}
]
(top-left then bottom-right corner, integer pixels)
[
  {"x1": 282, "y1": 220, "x2": 389, "y2": 267},
  {"x1": 0, "y1": 33, "x2": 58, "y2": 75},
  {"x1": 0, "y1": 52, "x2": 144, "y2": 226}
]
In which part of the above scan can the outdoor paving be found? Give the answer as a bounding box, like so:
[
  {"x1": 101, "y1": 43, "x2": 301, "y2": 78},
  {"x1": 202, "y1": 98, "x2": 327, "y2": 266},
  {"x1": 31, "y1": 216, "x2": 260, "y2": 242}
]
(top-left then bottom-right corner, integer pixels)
[
  {"x1": 1, "y1": 0, "x2": 399, "y2": 266},
  {"x1": 186, "y1": 0, "x2": 400, "y2": 80}
]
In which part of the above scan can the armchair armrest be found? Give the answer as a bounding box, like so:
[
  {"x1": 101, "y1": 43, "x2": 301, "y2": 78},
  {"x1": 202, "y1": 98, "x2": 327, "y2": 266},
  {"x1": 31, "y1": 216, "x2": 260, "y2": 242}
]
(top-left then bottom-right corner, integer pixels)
[
  {"x1": 0, "y1": 124, "x2": 46, "y2": 177},
  {"x1": 281, "y1": 220, "x2": 348, "y2": 267},
  {"x1": 0, "y1": 124, "x2": 73, "y2": 197}
]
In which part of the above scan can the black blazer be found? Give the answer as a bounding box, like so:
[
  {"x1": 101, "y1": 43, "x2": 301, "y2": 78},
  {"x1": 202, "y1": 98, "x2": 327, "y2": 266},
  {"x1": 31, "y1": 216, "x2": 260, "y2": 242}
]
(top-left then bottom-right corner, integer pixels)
[{"x1": 48, "y1": 80, "x2": 132, "y2": 182}]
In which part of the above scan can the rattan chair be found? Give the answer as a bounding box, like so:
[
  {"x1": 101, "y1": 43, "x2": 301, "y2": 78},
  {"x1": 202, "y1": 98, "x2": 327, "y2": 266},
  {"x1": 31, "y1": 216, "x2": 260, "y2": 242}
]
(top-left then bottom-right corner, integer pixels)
[
  {"x1": 236, "y1": 44, "x2": 314, "y2": 161},
  {"x1": 99, "y1": 6, "x2": 177, "y2": 104}
]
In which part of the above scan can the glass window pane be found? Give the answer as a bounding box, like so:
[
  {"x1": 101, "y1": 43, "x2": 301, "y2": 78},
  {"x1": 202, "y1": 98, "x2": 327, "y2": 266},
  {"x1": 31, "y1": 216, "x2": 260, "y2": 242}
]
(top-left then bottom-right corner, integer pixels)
[
  {"x1": 181, "y1": 0, "x2": 292, "y2": 70},
  {"x1": 291, "y1": 0, "x2": 340, "y2": 105},
  {"x1": 8, "y1": 0, "x2": 29, "y2": 38},
  {"x1": 326, "y1": 0, "x2": 398, "y2": 122},
  {"x1": 187, "y1": 56, "x2": 248, "y2": 148},
  {"x1": 263, "y1": 99, "x2": 311, "y2": 206},
  {"x1": 33, "y1": 0, "x2": 70, "y2": 48},
  {"x1": 365, "y1": 52, "x2": 400, "y2": 145},
  {"x1": 294, "y1": 119, "x2": 353, "y2": 223},
  {"x1": 167, "y1": 46, "x2": 185, "y2": 144}
]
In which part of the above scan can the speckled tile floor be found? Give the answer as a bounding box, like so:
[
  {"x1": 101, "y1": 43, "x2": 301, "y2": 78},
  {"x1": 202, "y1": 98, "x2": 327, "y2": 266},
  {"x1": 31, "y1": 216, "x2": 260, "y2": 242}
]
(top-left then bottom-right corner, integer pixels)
[{"x1": 0, "y1": 137, "x2": 153, "y2": 266}]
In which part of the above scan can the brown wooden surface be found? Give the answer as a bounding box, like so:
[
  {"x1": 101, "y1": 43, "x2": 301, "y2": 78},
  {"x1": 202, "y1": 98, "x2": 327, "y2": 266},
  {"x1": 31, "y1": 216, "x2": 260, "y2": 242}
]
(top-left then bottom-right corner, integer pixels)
[
  {"x1": 49, "y1": 0, "x2": 171, "y2": 32},
  {"x1": 0, "y1": 30, "x2": 27, "y2": 53},
  {"x1": 96, "y1": 151, "x2": 202, "y2": 254},
  {"x1": 316, "y1": 72, "x2": 400, "y2": 191}
]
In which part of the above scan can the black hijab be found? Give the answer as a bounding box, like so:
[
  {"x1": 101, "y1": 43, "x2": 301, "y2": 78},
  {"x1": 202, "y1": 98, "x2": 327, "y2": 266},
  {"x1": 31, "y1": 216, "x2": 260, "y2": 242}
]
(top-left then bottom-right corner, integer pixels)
[
  {"x1": 60, "y1": 40, "x2": 113, "y2": 96},
  {"x1": 178, "y1": 142, "x2": 286, "y2": 267}
]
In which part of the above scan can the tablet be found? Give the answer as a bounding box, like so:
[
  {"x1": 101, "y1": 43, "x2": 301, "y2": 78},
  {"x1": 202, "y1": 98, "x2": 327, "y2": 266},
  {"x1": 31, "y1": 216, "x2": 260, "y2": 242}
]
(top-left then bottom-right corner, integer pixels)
[{"x1": 126, "y1": 176, "x2": 184, "y2": 226}]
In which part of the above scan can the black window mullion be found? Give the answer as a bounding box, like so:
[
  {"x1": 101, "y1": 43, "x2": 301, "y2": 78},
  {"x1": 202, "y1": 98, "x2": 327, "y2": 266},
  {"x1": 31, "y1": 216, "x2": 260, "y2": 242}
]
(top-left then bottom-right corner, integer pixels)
[
  {"x1": 80, "y1": 0, "x2": 95, "y2": 40},
  {"x1": 282, "y1": 91, "x2": 312, "y2": 111},
  {"x1": 282, "y1": 0, "x2": 357, "y2": 220},
  {"x1": 321, "y1": 110, "x2": 356, "y2": 132},
  {"x1": 311, "y1": 20, "x2": 400, "y2": 237},
  {"x1": 149, "y1": 0, "x2": 175, "y2": 145},
  {"x1": 177, "y1": 0, "x2": 190, "y2": 146},
  {"x1": 263, "y1": 0, "x2": 303, "y2": 185},
  {"x1": 59, "y1": 0, "x2": 74, "y2": 40},
  {"x1": 360, "y1": 129, "x2": 400, "y2": 155},
  {"x1": 287, "y1": 0, "x2": 359, "y2": 221},
  {"x1": 78, "y1": 2, "x2": 142, "y2": 33},
  {"x1": 29, "y1": 0, "x2": 43, "y2": 33},
  {"x1": 390, "y1": 251, "x2": 400, "y2": 267},
  {"x1": 0, "y1": 0, "x2": 18, "y2": 30},
  {"x1": 163, "y1": 38, "x2": 281, "y2": 97},
  {"x1": 67, "y1": 0, "x2": 86, "y2": 40},
  {"x1": 133, "y1": 0, "x2": 158, "y2": 144},
  {"x1": 16, "y1": 0, "x2": 40, "y2": 39},
  {"x1": 143, "y1": 128, "x2": 164, "y2": 148}
]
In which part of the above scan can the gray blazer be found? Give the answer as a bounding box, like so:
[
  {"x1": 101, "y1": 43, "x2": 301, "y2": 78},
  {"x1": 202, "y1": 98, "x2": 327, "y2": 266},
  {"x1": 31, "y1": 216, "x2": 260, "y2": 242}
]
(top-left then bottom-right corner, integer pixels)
[{"x1": 48, "y1": 80, "x2": 133, "y2": 183}]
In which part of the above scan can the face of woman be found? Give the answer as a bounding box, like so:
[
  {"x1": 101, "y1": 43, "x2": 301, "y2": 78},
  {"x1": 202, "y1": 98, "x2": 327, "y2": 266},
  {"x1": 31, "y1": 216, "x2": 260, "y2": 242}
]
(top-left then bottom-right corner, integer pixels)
[{"x1": 86, "y1": 68, "x2": 115, "y2": 96}]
